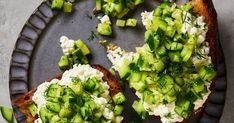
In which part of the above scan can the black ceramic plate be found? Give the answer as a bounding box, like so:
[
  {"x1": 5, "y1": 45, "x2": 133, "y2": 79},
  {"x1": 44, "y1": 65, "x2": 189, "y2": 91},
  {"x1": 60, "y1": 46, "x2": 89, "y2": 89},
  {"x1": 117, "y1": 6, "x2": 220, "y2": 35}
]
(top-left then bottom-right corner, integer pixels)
[{"x1": 9, "y1": 0, "x2": 227, "y2": 123}]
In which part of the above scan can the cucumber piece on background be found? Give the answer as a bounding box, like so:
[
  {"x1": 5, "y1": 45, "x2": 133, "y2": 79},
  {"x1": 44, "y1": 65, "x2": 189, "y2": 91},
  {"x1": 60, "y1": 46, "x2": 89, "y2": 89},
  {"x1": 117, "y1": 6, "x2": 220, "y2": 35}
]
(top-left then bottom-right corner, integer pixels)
[
  {"x1": 51, "y1": 0, "x2": 64, "y2": 10},
  {"x1": 1, "y1": 106, "x2": 13, "y2": 123},
  {"x1": 63, "y1": 2, "x2": 73, "y2": 13},
  {"x1": 75, "y1": 40, "x2": 91, "y2": 56}
]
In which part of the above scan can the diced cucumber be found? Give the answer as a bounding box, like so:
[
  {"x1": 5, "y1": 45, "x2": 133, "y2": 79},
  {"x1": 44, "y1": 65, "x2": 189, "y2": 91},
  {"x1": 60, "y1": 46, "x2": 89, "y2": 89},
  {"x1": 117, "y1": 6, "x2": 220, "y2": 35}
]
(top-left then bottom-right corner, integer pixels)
[
  {"x1": 165, "y1": 95, "x2": 176, "y2": 103},
  {"x1": 143, "y1": 91, "x2": 156, "y2": 104},
  {"x1": 97, "y1": 23, "x2": 112, "y2": 36},
  {"x1": 39, "y1": 106, "x2": 54, "y2": 123},
  {"x1": 71, "y1": 114, "x2": 84, "y2": 123},
  {"x1": 114, "y1": 105, "x2": 124, "y2": 115},
  {"x1": 72, "y1": 48, "x2": 84, "y2": 61},
  {"x1": 81, "y1": 56, "x2": 89, "y2": 64},
  {"x1": 63, "y1": 87, "x2": 75, "y2": 96},
  {"x1": 199, "y1": 64, "x2": 217, "y2": 81},
  {"x1": 96, "y1": 0, "x2": 102, "y2": 11},
  {"x1": 114, "y1": 3, "x2": 124, "y2": 13},
  {"x1": 185, "y1": 90, "x2": 200, "y2": 102},
  {"x1": 175, "y1": 77, "x2": 184, "y2": 86},
  {"x1": 50, "y1": 115, "x2": 68, "y2": 123},
  {"x1": 162, "y1": 6, "x2": 171, "y2": 16},
  {"x1": 0, "y1": 106, "x2": 13, "y2": 123},
  {"x1": 46, "y1": 97, "x2": 61, "y2": 103},
  {"x1": 134, "y1": 0, "x2": 144, "y2": 5},
  {"x1": 157, "y1": 75, "x2": 174, "y2": 88},
  {"x1": 173, "y1": 34, "x2": 184, "y2": 42},
  {"x1": 51, "y1": 115, "x2": 61, "y2": 122},
  {"x1": 83, "y1": 78, "x2": 96, "y2": 92},
  {"x1": 145, "y1": 76, "x2": 156, "y2": 85},
  {"x1": 153, "y1": 7, "x2": 162, "y2": 16},
  {"x1": 93, "y1": 112, "x2": 102, "y2": 119},
  {"x1": 80, "y1": 107, "x2": 90, "y2": 120},
  {"x1": 128, "y1": 72, "x2": 142, "y2": 83},
  {"x1": 132, "y1": 100, "x2": 147, "y2": 119},
  {"x1": 58, "y1": 55, "x2": 71, "y2": 70},
  {"x1": 181, "y1": 4, "x2": 193, "y2": 11},
  {"x1": 51, "y1": 0, "x2": 64, "y2": 10},
  {"x1": 193, "y1": 79, "x2": 205, "y2": 93},
  {"x1": 181, "y1": 44, "x2": 193, "y2": 62},
  {"x1": 117, "y1": 8, "x2": 130, "y2": 18},
  {"x1": 175, "y1": 106, "x2": 186, "y2": 117},
  {"x1": 156, "y1": 45, "x2": 167, "y2": 56},
  {"x1": 75, "y1": 39, "x2": 91, "y2": 55},
  {"x1": 154, "y1": 18, "x2": 167, "y2": 31},
  {"x1": 126, "y1": 19, "x2": 137, "y2": 27},
  {"x1": 172, "y1": 9, "x2": 182, "y2": 20},
  {"x1": 46, "y1": 84, "x2": 63, "y2": 98},
  {"x1": 170, "y1": 42, "x2": 183, "y2": 51},
  {"x1": 112, "y1": 92, "x2": 126, "y2": 105},
  {"x1": 175, "y1": 99, "x2": 194, "y2": 118},
  {"x1": 145, "y1": 30, "x2": 159, "y2": 51},
  {"x1": 118, "y1": 59, "x2": 131, "y2": 79},
  {"x1": 62, "y1": 96, "x2": 76, "y2": 104},
  {"x1": 116, "y1": 19, "x2": 126, "y2": 27},
  {"x1": 126, "y1": 0, "x2": 136, "y2": 9},
  {"x1": 63, "y1": 2, "x2": 73, "y2": 13},
  {"x1": 59, "y1": 103, "x2": 74, "y2": 118},
  {"x1": 130, "y1": 81, "x2": 146, "y2": 92},
  {"x1": 69, "y1": 82, "x2": 83, "y2": 95},
  {"x1": 165, "y1": 26, "x2": 176, "y2": 38},
  {"x1": 153, "y1": 59, "x2": 165, "y2": 72},
  {"x1": 168, "y1": 51, "x2": 181, "y2": 62},
  {"x1": 28, "y1": 103, "x2": 37, "y2": 117},
  {"x1": 85, "y1": 100, "x2": 98, "y2": 111},
  {"x1": 46, "y1": 102, "x2": 61, "y2": 113}
]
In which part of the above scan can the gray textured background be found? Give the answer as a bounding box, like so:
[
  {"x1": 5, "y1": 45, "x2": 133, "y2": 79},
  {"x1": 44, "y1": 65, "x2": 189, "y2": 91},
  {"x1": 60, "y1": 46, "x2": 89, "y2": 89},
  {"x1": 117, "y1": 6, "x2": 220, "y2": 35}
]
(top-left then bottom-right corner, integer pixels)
[{"x1": 0, "y1": 0, "x2": 233, "y2": 122}]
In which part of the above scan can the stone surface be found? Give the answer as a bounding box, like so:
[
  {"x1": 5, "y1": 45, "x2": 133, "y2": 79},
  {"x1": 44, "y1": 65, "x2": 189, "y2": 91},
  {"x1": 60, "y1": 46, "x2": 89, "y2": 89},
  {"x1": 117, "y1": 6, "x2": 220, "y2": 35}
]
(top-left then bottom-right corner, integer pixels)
[{"x1": 0, "y1": 0, "x2": 233, "y2": 122}]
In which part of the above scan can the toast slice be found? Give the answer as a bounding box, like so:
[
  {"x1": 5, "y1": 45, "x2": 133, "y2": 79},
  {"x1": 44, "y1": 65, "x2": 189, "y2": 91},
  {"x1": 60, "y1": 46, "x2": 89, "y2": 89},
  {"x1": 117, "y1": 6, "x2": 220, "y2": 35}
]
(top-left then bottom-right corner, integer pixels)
[
  {"x1": 13, "y1": 65, "x2": 122, "y2": 123},
  {"x1": 106, "y1": 0, "x2": 218, "y2": 122}
]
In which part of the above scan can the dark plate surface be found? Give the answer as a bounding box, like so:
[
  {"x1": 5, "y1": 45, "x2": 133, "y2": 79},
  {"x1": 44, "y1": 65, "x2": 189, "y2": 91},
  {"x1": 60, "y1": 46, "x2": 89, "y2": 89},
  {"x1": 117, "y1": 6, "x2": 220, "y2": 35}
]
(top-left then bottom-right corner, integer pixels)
[{"x1": 9, "y1": 0, "x2": 227, "y2": 123}]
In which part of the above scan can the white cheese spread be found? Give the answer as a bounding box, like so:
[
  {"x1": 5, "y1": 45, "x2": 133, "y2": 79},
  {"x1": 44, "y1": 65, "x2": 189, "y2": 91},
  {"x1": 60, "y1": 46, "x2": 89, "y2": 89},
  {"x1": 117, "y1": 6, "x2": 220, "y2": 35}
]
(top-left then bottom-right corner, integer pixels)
[{"x1": 60, "y1": 36, "x2": 75, "y2": 55}]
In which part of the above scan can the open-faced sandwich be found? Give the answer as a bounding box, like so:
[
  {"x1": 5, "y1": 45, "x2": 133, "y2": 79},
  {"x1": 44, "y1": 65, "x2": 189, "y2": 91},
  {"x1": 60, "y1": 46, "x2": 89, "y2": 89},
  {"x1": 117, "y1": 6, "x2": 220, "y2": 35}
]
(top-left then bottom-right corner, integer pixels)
[
  {"x1": 107, "y1": 0, "x2": 217, "y2": 122},
  {"x1": 14, "y1": 64, "x2": 126, "y2": 123}
]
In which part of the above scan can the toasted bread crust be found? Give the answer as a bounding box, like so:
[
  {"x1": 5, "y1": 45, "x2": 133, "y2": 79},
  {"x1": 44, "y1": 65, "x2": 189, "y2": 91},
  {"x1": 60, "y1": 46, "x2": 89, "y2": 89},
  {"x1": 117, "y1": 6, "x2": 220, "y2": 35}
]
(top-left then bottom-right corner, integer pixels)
[{"x1": 13, "y1": 65, "x2": 121, "y2": 123}]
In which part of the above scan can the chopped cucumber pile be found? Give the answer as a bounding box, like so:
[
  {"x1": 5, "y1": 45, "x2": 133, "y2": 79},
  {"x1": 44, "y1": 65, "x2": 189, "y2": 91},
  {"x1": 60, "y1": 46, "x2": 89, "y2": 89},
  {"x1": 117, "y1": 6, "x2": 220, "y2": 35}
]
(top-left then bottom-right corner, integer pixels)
[
  {"x1": 51, "y1": 0, "x2": 74, "y2": 13},
  {"x1": 0, "y1": 106, "x2": 13, "y2": 123},
  {"x1": 34, "y1": 76, "x2": 125, "y2": 123},
  {"x1": 108, "y1": 2, "x2": 216, "y2": 122},
  {"x1": 97, "y1": 0, "x2": 144, "y2": 18},
  {"x1": 59, "y1": 37, "x2": 91, "y2": 70}
]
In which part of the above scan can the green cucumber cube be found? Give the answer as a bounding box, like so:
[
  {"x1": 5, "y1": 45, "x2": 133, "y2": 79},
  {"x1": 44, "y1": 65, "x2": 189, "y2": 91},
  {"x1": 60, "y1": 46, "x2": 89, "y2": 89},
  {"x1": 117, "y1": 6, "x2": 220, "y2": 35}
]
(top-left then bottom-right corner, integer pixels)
[
  {"x1": 51, "y1": 0, "x2": 64, "y2": 10},
  {"x1": 63, "y1": 2, "x2": 73, "y2": 13},
  {"x1": 116, "y1": 19, "x2": 126, "y2": 27},
  {"x1": 126, "y1": 19, "x2": 137, "y2": 27}
]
